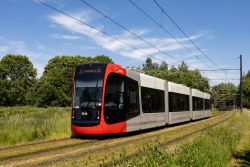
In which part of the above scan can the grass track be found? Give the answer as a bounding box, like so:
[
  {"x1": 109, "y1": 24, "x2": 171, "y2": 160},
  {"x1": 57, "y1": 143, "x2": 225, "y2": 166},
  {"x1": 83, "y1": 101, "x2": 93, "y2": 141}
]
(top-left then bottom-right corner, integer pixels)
[
  {"x1": 0, "y1": 111, "x2": 233, "y2": 167},
  {"x1": 230, "y1": 109, "x2": 250, "y2": 166},
  {"x1": 113, "y1": 111, "x2": 241, "y2": 167}
]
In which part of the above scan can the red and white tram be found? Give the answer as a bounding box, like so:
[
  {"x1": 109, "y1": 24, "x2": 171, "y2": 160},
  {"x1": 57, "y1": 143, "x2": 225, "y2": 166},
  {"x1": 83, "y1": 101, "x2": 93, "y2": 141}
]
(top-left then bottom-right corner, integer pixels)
[{"x1": 71, "y1": 63, "x2": 211, "y2": 135}]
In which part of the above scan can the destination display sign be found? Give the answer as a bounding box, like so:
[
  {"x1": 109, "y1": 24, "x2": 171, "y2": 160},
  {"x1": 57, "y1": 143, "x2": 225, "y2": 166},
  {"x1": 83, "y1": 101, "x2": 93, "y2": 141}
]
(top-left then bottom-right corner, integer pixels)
[{"x1": 77, "y1": 67, "x2": 104, "y2": 74}]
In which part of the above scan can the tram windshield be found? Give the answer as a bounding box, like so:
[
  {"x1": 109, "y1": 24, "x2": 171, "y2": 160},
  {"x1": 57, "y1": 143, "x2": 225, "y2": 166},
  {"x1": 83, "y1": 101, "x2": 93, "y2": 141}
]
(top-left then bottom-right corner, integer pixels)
[{"x1": 73, "y1": 67, "x2": 105, "y2": 109}]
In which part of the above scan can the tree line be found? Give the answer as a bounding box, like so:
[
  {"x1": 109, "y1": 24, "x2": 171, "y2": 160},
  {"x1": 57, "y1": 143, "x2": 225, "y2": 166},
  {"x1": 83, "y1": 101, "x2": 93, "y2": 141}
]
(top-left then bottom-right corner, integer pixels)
[
  {"x1": 0, "y1": 54, "x2": 112, "y2": 107},
  {"x1": 0, "y1": 54, "x2": 249, "y2": 108},
  {"x1": 140, "y1": 58, "x2": 210, "y2": 92}
]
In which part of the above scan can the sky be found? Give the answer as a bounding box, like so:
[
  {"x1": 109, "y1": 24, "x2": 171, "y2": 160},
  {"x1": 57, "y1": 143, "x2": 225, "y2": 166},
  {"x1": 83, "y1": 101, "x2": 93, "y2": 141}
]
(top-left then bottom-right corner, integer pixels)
[{"x1": 0, "y1": 0, "x2": 249, "y2": 86}]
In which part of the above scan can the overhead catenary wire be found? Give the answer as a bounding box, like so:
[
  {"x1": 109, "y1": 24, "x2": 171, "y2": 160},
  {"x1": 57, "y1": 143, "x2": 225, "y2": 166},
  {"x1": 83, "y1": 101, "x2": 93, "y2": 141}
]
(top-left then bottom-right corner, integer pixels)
[
  {"x1": 35, "y1": 0, "x2": 177, "y2": 67},
  {"x1": 79, "y1": 0, "x2": 214, "y2": 74},
  {"x1": 37, "y1": 0, "x2": 240, "y2": 87},
  {"x1": 208, "y1": 79, "x2": 240, "y2": 81},
  {"x1": 152, "y1": 0, "x2": 239, "y2": 83},
  {"x1": 128, "y1": 0, "x2": 229, "y2": 81},
  {"x1": 79, "y1": 0, "x2": 180, "y2": 64},
  {"x1": 128, "y1": 0, "x2": 224, "y2": 80},
  {"x1": 199, "y1": 69, "x2": 240, "y2": 71},
  {"x1": 37, "y1": 0, "x2": 209, "y2": 78},
  {"x1": 36, "y1": 0, "x2": 241, "y2": 111},
  {"x1": 152, "y1": 0, "x2": 224, "y2": 71},
  {"x1": 78, "y1": 0, "x2": 216, "y2": 80}
]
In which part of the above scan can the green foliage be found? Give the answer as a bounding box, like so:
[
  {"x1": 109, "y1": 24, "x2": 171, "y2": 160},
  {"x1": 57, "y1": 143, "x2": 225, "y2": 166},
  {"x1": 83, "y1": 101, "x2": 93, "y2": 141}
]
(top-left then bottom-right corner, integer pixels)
[
  {"x1": 141, "y1": 58, "x2": 210, "y2": 91},
  {"x1": 243, "y1": 71, "x2": 250, "y2": 108},
  {"x1": 120, "y1": 121, "x2": 240, "y2": 167},
  {"x1": 211, "y1": 82, "x2": 238, "y2": 108},
  {"x1": 231, "y1": 110, "x2": 250, "y2": 166},
  {"x1": 33, "y1": 55, "x2": 112, "y2": 107},
  {"x1": 0, "y1": 107, "x2": 71, "y2": 146},
  {"x1": 0, "y1": 54, "x2": 37, "y2": 106}
]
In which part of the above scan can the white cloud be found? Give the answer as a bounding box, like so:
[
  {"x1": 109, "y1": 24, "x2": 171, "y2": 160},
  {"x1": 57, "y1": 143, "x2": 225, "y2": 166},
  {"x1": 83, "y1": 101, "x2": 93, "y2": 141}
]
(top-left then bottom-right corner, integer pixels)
[
  {"x1": 0, "y1": 10, "x2": 228, "y2": 84},
  {"x1": 49, "y1": 33, "x2": 81, "y2": 40},
  {"x1": 49, "y1": 11, "x2": 212, "y2": 67}
]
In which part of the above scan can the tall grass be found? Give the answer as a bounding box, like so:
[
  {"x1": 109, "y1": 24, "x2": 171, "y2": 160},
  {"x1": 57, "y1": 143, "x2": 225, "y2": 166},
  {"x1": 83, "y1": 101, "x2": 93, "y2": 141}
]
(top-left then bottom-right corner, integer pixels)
[
  {"x1": 118, "y1": 114, "x2": 241, "y2": 167},
  {"x1": 230, "y1": 110, "x2": 250, "y2": 166},
  {"x1": 0, "y1": 107, "x2": 71, "y2": 147}
]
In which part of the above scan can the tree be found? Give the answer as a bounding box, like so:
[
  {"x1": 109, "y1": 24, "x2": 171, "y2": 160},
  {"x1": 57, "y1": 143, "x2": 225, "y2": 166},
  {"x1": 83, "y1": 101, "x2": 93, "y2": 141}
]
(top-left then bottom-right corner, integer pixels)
[
  {"x1": 242, "y1": 71, "x2": 250, "y2": 108},
  {"x1": 143, "y1": 57, "x2": 154, "y2": 71},
  {"x1": 34, "y1": 55, "x2": 112, "y2": 107},
  {"x1": 93, "y1": 55, "x2": 113, "y2": 63},
  {"x1": 141, "y1": 58, "x2": 209, "y2": 92},
  {"x1": 0, "y1": 54, "x2": 37, "y2": 106},
  {"x1": 159, "y1": 61, "x2": 168, "y2": 71},
  {"x1": 211, "y1": 82, "x2": 238, "y2": 109}
]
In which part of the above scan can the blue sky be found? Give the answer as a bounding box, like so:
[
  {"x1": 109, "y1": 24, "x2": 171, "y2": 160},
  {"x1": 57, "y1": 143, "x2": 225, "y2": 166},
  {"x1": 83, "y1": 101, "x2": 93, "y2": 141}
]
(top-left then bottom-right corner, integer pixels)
[{"x1": 0, "y1": 0, "x2": 249, "y2": 86}]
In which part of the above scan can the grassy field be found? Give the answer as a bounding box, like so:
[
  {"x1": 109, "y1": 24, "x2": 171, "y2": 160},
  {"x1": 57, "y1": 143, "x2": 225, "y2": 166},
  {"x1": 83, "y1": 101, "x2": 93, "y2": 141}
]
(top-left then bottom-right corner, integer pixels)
[
  {"x1": 231, "y1": 109, "x2": 250, "y2": 166},
  {"x1": 0, "y1": 106, "x2": 220, "y2": 148},
  {"x1": 115, "y1": 111, "x2": 244, "y2": 167},
  {"x1": 0, "y1": 107, "x2": 71, "y2": 147},
  {"x1": 1, "y1": 107, "x2": 249, "y2": 167}
]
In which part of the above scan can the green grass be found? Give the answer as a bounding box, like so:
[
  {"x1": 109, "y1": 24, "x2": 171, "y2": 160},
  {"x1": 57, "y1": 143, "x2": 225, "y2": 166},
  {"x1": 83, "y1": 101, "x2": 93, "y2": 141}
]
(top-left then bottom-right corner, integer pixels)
[
  {"x1": 231, "y1": 110, "x2": 250, "y2": 166},
  {"x1": 116, "y1": 113, "x2": 242, "y2": 167},
  {"x1": 0, "y1": 107, "x2": 71, "y2": 147}
]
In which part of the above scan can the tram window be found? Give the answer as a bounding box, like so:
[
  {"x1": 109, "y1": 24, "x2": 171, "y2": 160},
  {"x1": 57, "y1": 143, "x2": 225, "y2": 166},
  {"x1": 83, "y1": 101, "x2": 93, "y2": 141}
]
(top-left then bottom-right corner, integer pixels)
[
  {"x1": 169, "y1": 92, "x2": 189, "y2": 112},
  {"x1": 192, "y1": 97, "x2": 204, "y2": 111},
  {"x1": 156, "y1": 89, "x2": 165, "y2": 112},
  {"x1": 104, "y1": 74, "x2": 141, "y2": 124},
  {"x1": 104, "y1": 73, "x2": 126, "y2": 124},
  {"x1": 129, "y1": 91, "x2": 136, "y2": 104},
  {"x1": 205, "y1": 99, "x2": 211, "y2": 110},
  {"x1": 142, "y1": 87, "x2": 152, "y2": 113},
  {"x1": 141, "y1": 87, "x2": 165, "y2": 113},
  {"x1": 126, "y1": 77, "x2": 140, "y2": 119}
]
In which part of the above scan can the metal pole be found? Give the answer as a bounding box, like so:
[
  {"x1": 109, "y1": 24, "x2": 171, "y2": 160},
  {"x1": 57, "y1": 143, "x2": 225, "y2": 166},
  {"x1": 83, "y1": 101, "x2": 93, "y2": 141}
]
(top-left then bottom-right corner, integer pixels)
[{"x1": 240, "y1": 55, "x2": 243, "y2": 111}]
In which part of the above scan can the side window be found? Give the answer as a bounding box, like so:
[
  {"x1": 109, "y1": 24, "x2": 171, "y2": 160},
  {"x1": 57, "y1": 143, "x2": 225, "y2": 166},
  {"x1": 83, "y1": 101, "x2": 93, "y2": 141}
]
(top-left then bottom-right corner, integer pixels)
[
  {"x1": 192, "y1": 97, "x2": 204, "y2": 111},
  {"x1": 141, "y1": 87, "x2": 151, "y2": 113},
  {"x1": 169, "y1": 93, "x2": 177, "y2": 112},
  {"x1": 104, "y1": 73, "x2": 126, "y2": 124},
  {"x1": 126, "y1": 77, "x2": 140, "y2": 119},
  {"x1": 141, "y1": 87, "x2": 165, "y2": 113},
  {"x1": 193, "y1": 97, "x2": 197, "y2": 111},
  {"x1": 205, "y1": 99, "x2": 211, "y2": 110},
  {"x1": 169, "y1": 92, "x2": 189, "y2": 112},
  {"x1": 156, "y1": 89, "x2": 165, "y2": 112},
  {"x1": 104, "y1": 74, "x2": 140, "y2": 124},
  {"x1": 199, "y1": 98, "x2": 204, "y2": 110}
]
